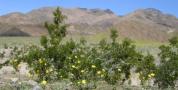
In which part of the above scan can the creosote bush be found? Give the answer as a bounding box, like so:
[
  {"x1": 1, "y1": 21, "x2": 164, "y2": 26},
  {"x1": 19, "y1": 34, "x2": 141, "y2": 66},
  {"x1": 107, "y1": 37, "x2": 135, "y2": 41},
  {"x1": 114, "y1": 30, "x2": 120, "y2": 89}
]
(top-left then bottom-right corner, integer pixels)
[
  {"x1": 155, "y1": 36, "x2": 178, "y2": 88},
  {"x1": 0, "y1": 7, "x2": 178, "y2": 89}
]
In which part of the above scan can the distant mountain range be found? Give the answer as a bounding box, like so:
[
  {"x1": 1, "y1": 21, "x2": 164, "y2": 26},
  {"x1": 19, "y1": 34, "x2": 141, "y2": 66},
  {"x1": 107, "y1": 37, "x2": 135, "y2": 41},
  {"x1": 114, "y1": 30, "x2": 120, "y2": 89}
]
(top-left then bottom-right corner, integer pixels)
[{"x1": 0, "y1": 7, "x2": 177, "y2": 41}]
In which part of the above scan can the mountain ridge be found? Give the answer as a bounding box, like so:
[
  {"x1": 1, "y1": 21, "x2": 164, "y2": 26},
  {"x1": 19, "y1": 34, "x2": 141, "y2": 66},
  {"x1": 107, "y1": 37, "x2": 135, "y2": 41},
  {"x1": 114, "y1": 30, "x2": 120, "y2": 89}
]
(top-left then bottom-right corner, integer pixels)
[{"x1": 0, "y1": 7, "x2": 177, "y2": 42}]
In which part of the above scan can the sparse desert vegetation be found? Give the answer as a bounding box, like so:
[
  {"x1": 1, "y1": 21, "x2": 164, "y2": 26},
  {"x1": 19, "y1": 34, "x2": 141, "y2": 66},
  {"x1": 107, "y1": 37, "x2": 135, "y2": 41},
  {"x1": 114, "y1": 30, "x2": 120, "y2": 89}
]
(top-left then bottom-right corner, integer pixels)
[{"x1": 0, "y1": 7, "x2": 178, "y2": 90}]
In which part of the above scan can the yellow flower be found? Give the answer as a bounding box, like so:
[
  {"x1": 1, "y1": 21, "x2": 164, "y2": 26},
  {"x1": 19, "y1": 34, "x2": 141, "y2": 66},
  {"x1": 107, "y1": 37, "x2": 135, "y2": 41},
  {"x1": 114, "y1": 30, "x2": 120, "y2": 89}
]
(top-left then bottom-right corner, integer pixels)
[
  {"x1": 118, "y1": 68, "x2": 121, "y2": 72},
  {"x1": 68, "y1": 57, "x2": 72, "y2": 60},
  {"x1": 39, "y1": 59, "x2": 43, "y2": 64},
  {"x1": 148, "y1": 73, "x2": 155, "y2": 78},
  {"x1": 91, "y1": 65, "x2": 96, "y2": 68},
  {"x1": 75, "y1": 56, "x2": 78, "y2": 59},
  {"x1": 82, "y1": 80, "x2": 87, "y2": 84},
  {"x1": 46, "y1": 70, "x2": 49, "y2": 74},
  {"x1": 18, "y1": 64, "x2": 21, "y2": 68},
  {"x1": 72, "y1": 65, "x2": 76, "y2": 68},
  {"x1": 101, "y1": 74, "x2": 104, "y2": 77},
  {"x1": 151, "y1": 73, "x2": 155, "y2": 77},
  {"x1": 148, "y1": 74, "x2": 152, "y2": 78},
  {"x1": 77, "y1": 60, "x2": 81, "y2": 64},
  {"x1": 41, "y1": 80, "x2": 47, "y2": 85},
  {"x1": 81, "y1": 70, "x2": 85, "y2": 73},
  {"x1": 77, "y1": 81, "x2": 81, "y2": 84},
  {"x1": 97, "y1": 71, "x2": 101, "y2": 74},
  {"x1": 102, "y1": 69, "x2": 105, "y2": 72},
  {"x1": 14, "y1": 59, "x2": 18, "y2": 62}
]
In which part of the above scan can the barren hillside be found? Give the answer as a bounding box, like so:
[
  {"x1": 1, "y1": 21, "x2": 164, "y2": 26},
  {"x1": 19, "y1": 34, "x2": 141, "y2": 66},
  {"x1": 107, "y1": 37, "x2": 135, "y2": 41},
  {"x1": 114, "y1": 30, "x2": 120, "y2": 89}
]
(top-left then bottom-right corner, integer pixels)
[{"x1": 0, "y1": 7, "x2": 177, "y2": 41}]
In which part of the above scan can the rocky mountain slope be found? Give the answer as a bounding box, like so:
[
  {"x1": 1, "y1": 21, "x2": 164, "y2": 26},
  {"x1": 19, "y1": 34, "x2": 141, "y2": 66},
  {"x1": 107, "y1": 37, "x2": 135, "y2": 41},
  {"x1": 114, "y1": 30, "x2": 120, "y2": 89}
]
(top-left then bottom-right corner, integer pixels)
[{"x1": 0, "y1": 7, "x2": 177, "y2": 41}]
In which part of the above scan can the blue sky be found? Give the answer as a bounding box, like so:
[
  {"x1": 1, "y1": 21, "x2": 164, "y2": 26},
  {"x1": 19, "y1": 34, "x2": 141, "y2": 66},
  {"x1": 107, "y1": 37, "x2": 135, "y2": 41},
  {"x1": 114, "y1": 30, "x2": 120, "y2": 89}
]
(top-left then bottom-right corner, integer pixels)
[{"x1": 0, "y1": 0, "x2": 177, "y2": 17}]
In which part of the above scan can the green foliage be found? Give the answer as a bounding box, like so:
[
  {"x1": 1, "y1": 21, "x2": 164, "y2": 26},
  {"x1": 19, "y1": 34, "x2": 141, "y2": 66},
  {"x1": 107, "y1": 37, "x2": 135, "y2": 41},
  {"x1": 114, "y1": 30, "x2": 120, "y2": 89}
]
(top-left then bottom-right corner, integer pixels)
[
  {"x1": 8, "y1": 7, "x2": 70, "y2": 83},
  {"x1": 110, "y1": 28, "x2": 118, "y2": 44},
  {"x1": 3, "y1": 43, "x2": 8, "y2": 49},
  {"x1": 154, "y1": 36, "x2": 178, "y2": 88},
  {"x1": 136, "y1": 54, "x2": 156, "y2": 85},
  {"x1": 96, "y1": 30, "x2": 156, "y2": 86},
  {"x1": 169, "y1": 36, "x2": 178, "y2": 47}
]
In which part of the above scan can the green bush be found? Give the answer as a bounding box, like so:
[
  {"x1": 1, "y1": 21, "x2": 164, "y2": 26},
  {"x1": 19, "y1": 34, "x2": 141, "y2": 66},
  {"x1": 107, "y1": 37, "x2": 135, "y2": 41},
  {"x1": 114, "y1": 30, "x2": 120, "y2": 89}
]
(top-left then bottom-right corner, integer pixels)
[
  {"x1": 97, "y1": 29, "x2": 156, "y2": 87},
  {"x1": 155, "y1": 36, "x2": 178, "y2": 88}
]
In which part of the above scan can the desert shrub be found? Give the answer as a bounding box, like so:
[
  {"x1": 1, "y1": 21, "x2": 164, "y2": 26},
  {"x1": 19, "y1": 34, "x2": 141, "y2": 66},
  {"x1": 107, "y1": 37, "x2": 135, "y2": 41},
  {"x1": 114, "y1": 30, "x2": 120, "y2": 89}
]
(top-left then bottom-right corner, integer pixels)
[
  {"x1": 63, "y1": 39, "x2": 104, "y2": 89},
  {"x1": 6, "y1": 8, "x2": 103, "y2": 89},
  {"x1": 136, "y1": 54, "x2": 156, "y2": 85},
  {"x1": 155, "y1": 36, "x2": 178, "y2": 88},
  {"x1": 96, "y1": 28, "x2": 156, "y2": 88},
  {"x1": 8, "y1": 8, "x2": 70, "y2": 84}
]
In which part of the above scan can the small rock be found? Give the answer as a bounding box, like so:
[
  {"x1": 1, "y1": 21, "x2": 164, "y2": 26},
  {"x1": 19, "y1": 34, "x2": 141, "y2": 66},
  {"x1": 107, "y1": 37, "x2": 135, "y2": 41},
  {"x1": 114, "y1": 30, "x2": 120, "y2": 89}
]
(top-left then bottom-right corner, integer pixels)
[
  {"x1": 27, "y1": 80, "x2": 38, "y2": 86},
  {"x1": 26, "y1": 80, "x2": 42, "y2": 90},
  {"x1": 33, "y1": 85, "x2": 42, "y2": 90},
  {"x1": 0, "y1": 66, "x2": 16, "y2": 75},
  {"x1": 18, "y1": 63, "x2": 29, "y2": 75},
  {"x1": 4, "y1": 49, "x2": 12, "y2": 58},
  {"x1": 10, "y1": 77, "x2": 18, "y2": 83}
]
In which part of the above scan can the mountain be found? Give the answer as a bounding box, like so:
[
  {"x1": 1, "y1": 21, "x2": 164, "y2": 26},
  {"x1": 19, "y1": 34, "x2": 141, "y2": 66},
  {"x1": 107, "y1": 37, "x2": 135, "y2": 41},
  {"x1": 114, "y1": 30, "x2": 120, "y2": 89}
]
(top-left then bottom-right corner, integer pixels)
[
  {"x1": 114, "y1": 8, "x2": 178, "y2": 41},
  {"x1": 0, "y1": 7, "x2": 177, "y2": 42}
]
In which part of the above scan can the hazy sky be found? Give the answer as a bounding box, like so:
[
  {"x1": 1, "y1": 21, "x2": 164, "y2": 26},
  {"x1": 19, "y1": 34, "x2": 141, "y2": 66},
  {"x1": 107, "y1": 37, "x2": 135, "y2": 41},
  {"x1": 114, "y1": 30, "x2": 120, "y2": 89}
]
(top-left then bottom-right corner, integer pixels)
[{"x1": 0, "y1": 0, "x2": 177, "y2": 17}]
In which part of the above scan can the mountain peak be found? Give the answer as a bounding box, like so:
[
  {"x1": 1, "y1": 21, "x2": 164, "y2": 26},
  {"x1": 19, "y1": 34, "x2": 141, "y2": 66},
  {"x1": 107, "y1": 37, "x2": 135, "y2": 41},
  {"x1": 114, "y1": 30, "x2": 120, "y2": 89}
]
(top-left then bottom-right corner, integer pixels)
[
  {"x1": 133, "y1": 8, "x2": 163, "y2": 16},
  {"x1": 88, "y1": 8, "x2": 113, "y2": 14},
  {"x1": 142, "y1": 8, "x2": 162, "y2": 13},
  {"x1": 125, "y1": 8, "x2": 176, "y2": 21}
]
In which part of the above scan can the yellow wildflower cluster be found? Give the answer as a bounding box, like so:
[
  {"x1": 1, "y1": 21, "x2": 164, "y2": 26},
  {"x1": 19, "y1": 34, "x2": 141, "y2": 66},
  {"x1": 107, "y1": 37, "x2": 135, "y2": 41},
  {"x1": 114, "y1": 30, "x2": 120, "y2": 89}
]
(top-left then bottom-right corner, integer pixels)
[
  {"x1": 46, "y1": 69, "x2": 49, "y2": 74},
  {"x1": 75, "y1": 56, "x2": 78, "y2": 59},
  {"x1": 101, "y1": 74, "x2": 104, "y2": 77},
  {"x1": 102, "y1": 69, "x2": 106, "y2": 72},
  {"x1": 81, "y1": 70, "x2": 85, "y2": 73},
  {"x1": 77, "y1": 81, "x2": 81, "y2": 84},
  {"x1": 91, "y1": 65, "x2": 96, "y2": 68},
  {"x1": 39, "y1": 59, "x2": 43, "y2": 64},
  {"x1": 148, "y1": 73, "x2": 155, "y2": 78},
  {"x1": 77, "y1": 60, "x2": 81, "y2": 64},
  {"x1": 97, "y1": 70, "x2": 105, "y2": 77},
  {"x1": 38, "y1": 58, "x2": 47, "y2": 65},
  {"x1": 46, "y1": 68, "x2": 53, "y2": 74},
  {"x1": 118, "y1": 68, "x2": 121, "y2": 72},
  {"x1": 82, "y1": 80, "x2": 87, "y2": 84},
  {"x1": 72, "y1": 65, "x2": 76, "y2": 68},
  {"x1": 41, "y1": 80, "x2": 47, "y2": 85},
  {"x1": 68, "y1": 57, "x2": 72, "y2": 60},
  {"x1": 97, "y1": 71, "x2": 101, "y2": 74},
  {"x1": 17, "y1": 64, "x2": 21, "y2": 68},
  {"x1": 77, "y1": 80, "x2": 87, "y2": 85}
]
